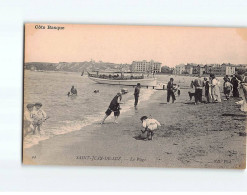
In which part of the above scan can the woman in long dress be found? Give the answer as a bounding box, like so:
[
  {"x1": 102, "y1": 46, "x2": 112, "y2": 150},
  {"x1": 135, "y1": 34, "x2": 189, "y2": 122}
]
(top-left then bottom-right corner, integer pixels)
[
  {"x1": 208, "y1": 77, "x2": 213, "y2": 103},
  {"x1": 211, "y1": 75, "x2": 221, "y2": 102}
]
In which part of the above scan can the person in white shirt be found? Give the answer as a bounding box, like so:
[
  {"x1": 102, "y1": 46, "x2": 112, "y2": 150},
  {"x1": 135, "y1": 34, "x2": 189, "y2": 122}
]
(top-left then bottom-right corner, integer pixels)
[
  {"x1": 31, "y1": 102, "x2": 47, "y2": 134},
  {"x1": 140, "y1": 116, "x2": 161, "y2": 140},
  {"x1": 211, "y1": 74, "x2": 221, "y2": 102}
]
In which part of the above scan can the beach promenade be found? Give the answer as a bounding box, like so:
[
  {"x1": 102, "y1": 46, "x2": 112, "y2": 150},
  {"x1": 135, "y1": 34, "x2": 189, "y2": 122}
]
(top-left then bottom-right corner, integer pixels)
[{"x1": 23, "y1": 88, "x2": 246, "y2": 169}]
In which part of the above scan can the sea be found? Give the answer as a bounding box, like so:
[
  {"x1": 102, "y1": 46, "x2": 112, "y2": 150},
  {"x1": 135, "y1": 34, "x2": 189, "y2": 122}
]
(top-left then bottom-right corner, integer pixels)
[{"x1": 23, "y1": 71, "x2": 194, "y2": 148}]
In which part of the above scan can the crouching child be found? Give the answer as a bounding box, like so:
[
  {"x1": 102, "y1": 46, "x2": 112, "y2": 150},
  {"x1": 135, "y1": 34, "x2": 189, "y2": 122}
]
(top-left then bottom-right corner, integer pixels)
[{"x1": 140, "y1": 116, "x2": 161, "y2": 140}]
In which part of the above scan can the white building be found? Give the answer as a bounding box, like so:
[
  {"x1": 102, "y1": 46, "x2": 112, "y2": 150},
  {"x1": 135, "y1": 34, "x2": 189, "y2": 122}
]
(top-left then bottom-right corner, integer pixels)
[
  {"x1": 223, "y1": 64, "x2": 235, "y2": 76},
  {"x1": 175, "y1": 64, "x2": 186, "y2": 75},
  {"x1": 131, "y1": 60, "x2": 162, "y2": 73}
]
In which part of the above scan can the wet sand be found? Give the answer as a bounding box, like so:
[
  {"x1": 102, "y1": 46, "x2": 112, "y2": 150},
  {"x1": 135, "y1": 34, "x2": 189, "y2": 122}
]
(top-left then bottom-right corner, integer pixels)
[{"x1": 23, "y1": 88, "x2": 246, "y2": 169}]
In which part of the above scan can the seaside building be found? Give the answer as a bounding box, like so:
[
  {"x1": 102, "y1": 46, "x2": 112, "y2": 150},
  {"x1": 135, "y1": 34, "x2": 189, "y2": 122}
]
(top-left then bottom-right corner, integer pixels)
[
  {"x1": 222, "y1": 63, "x2": 235, "y2": 76},
  {"x1": 131, "y1": 60, "x2": 162, "y2": 73},
  {"x1": 175, "y1": 63, "x2": 236, "y2": 76},
  {"x1": 191, "y1": 64, "x2": 205, "y2": 76},
  {"x1": 174, "y1": 64, "x2": 186, "y2": 75},
  {"x1": 209, "y1": 64, "x2": 222, "y2": 75},
  {"x1": 206, "y1": 63, "x2": 235, "y2": 76}
]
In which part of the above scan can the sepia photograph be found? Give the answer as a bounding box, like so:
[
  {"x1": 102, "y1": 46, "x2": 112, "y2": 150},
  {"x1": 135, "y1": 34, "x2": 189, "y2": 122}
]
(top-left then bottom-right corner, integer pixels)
[{"x1": 23, "y1": 23, "x2": 247, "y2": 169}]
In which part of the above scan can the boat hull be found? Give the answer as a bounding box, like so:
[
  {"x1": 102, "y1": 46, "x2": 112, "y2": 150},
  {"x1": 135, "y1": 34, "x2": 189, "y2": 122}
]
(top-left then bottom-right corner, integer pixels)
[{"x1": 88, "y1": 76, "x2": 157, "y2": 86}]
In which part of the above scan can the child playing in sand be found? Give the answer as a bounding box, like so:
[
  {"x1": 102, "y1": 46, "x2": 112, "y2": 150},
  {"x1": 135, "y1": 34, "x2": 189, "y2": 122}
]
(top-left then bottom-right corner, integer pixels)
[
  {"x1": 23, "y1": 104, "x2": 34, "y2": 136},
  {"x1": 140, "y1": 116, "x2": 161, "y2": 140},
  {"x1": 31, "y1": 102, "x2": 47, "y2": 134}
]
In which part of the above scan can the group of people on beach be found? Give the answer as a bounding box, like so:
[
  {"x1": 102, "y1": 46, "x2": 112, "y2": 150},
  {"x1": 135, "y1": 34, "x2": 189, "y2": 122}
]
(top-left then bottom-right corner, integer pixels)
[
  {"x1": 24, "y1": 102, "x2": 47, "y2": 136},
  {"x1": 24, "y1": 73, "x2": 247, "y2": 140},
  {"x1": 189, "y1": 74, "x2": 243, "y2": 105}
]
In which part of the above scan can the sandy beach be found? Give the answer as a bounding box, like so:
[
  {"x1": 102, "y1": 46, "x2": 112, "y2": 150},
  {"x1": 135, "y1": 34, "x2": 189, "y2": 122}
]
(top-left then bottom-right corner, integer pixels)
[{"x1": 23, "y1": 87, "x2": 246, "y2": 169}]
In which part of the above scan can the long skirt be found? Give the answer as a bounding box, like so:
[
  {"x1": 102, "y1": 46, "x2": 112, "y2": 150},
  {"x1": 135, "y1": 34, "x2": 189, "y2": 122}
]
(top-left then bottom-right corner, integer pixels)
[
  {"x1": 207, "y1": 86, "x2": 213, "y2": 102},
  {"x1": 212, "y1": 86, "x2": 221, "y2": 102}
]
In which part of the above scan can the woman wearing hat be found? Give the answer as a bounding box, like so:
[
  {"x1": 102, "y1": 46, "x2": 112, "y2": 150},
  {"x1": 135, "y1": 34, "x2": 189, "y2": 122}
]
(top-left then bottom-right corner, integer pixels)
[{"x1": 101, "y1": 92, "x2": 123, "y2": 124}]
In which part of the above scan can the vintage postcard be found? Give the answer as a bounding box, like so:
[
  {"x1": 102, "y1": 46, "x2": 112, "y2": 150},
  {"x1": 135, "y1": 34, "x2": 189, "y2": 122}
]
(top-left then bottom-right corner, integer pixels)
[{"x1": 23, "y1": 24, "x2": 247, "y2": 168}]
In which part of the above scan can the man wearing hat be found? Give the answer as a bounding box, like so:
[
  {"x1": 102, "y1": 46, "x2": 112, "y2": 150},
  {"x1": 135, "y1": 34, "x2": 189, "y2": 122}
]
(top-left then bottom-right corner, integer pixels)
[{"x1": 134, "y1": 83, "x2": 141, "y2": 108}]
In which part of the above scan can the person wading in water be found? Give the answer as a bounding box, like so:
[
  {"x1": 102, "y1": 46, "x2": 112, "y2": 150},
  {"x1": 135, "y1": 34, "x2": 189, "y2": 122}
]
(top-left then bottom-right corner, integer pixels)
[{"x1": 101, "y1": 92, "x2": 123, "y2": 124}]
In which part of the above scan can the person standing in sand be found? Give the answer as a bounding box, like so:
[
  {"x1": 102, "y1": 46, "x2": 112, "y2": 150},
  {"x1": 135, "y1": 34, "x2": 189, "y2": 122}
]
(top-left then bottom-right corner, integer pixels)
[
  {"x1": 231, "y1": 75, "x2": 240, "y2": 97},
  {"x1": 101, "y1": 92, "x2": 123, "y2": 124},
  {"x1": 134, "y1": 83, "x2": 141, "y2": 108},
  {"x1": 223, "y1": 77, "x2": 233, "y2": 100},
  {"x1": 193, "y1": 77, "x2": 203, "y2": 105},
  {"x1": 167, "y1": 78, "x2": 176, "y2": 103},
  {"x1": 211, "y1": 74, "x2": 221, "y2": 103},
  {"x1": 203, "y1": 77, "x2": 210, "y2": 103}
]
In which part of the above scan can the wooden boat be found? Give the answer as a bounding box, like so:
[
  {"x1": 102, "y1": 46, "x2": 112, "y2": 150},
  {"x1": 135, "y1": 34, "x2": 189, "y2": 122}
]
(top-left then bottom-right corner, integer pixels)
[{"x1": 87, "y1": 71, "x2": 157, "y2": 87}]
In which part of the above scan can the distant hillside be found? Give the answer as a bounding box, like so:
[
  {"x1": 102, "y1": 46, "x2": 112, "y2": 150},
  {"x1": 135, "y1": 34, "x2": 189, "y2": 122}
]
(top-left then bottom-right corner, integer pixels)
[{"x1": 24, "y1": 61, "x2": 131, "y2": 72}]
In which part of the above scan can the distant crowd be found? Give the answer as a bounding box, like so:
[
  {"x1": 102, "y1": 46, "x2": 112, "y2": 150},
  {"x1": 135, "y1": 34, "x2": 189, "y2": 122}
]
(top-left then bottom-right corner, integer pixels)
[{"x1": 166, "y1": 73, "x2": 246, "y2": 106}]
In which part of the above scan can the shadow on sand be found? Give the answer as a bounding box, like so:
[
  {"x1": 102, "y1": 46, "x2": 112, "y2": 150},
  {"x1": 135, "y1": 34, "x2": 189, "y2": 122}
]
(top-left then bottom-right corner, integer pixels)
[
  {"x1": 183, "y1": 102, "x2": 195, "y2": 105},
  {"x1": 133, "y1": 134, "x2": 148, "y2": 141},
  {"x1": 222, "y1": 113, "x2": 247, "y2": 117}
]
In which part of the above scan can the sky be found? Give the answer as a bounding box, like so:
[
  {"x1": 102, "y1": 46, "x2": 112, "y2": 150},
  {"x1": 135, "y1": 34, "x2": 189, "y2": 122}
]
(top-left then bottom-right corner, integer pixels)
[{"x1": 25, "y1": 24, "x2": 247, "y2": 67}]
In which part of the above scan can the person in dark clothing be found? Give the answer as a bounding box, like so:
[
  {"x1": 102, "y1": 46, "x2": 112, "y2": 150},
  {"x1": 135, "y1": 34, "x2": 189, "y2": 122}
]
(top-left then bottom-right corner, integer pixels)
[
  {"x1": 193, "y1": 78, "x2": 203, "y2": 104},
  {"x1": 101, "y1": 92, "x2": 122, "y2": 124},
  {"x1": 167, "y1": 78, "x2": 176, "y2": 103},
  {"x1": 231, "y1": 75, "x2": 239, "y2": 97},
  {"x1": 70, "y1": 86, "x2": 77, "y2": 95},
  {"x1": 223, "y1": 77, "x2": 233, "y2": 100},
  {"x1": 134, "y1": 83, "x2": 141, "y2": 107},
  {"x1": 203, "y1": 77, "x2": 210, "y2": 103}
]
